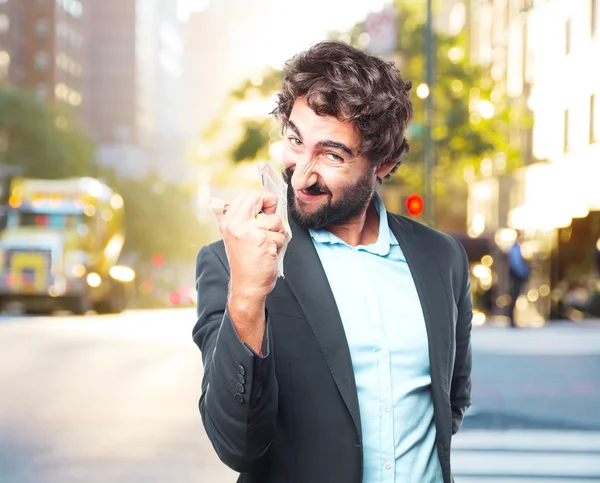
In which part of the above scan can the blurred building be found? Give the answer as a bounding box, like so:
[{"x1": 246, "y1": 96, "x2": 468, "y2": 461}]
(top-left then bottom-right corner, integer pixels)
[
  {"x1": 85, "y1": 0, "x2": 189, "y2": 184},
  {"x1": 0, "y1": 0, "x2": 85, "y2": 119},
  {"x1": 467, "y1": 0, "x2": 600, "y2": 322},
  {"x1": 183, "y1": 9, "x2": 230, "y2": 140},
  {"x1": 137, "y1": 0, "x2": 188, "y2": 184},
  {"x1": 84, "y1": 0, "x2": 137, "y2": 145}
]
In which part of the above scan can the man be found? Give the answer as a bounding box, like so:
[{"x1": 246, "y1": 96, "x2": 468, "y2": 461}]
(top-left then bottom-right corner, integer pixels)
[
  {"x1": 193, "y1": 41, "x2": 473, "y2": 483},
  {"x1": 507, "y1": 231, "x2": 530, "y2": 327}
]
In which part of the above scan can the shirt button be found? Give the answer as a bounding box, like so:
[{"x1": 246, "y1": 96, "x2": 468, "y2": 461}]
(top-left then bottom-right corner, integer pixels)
[
  {"x1": 384, "y1": 405, "x2": 390, "y2": 413},
  {"x1": 384, "y1": 462, "x2": 391, "y2": 470}
]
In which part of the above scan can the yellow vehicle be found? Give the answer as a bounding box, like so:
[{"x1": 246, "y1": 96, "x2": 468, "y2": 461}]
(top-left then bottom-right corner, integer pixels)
[{"x1": 0, "y1": 177, "x2": 135, "y2": 315}]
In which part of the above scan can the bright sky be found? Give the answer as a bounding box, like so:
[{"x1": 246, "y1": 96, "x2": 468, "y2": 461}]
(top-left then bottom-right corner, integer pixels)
[{"x1": 179, "y1": 0, "x2": 391, "y2": 73}]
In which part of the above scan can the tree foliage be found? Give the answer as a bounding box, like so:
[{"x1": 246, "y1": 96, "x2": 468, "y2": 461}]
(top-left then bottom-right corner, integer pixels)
[
  {"x1": 0, "y1": 86, "x2": 95, "y2": 179},
  {"x1": 99, "y1": 170, "x2": 205, "y2": 263},
  {"x1": 196, "y1": 5, "x2": 528, "y2": 230},
  {"x1": 0, "y1": 85, "x2": 204, "y2": 264},
  {"x1": 336, "y1": 2, "x2": 527, "y2": 229}
]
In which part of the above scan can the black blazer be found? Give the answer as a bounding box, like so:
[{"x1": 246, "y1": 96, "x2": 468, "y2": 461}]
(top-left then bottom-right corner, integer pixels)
[{"x1": 193, "y1": 211, "x2": 473, "y2": 483}]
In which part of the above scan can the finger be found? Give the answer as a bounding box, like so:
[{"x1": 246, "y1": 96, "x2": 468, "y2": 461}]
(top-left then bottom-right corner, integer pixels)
[
  {"x1": 225, "y1": 190, "x2": 278, "y2": 221},
  {"x1": 260, "y1": 191, "x2": 279, "y2": 216},
  {"x1": 209, "y1": 197, "x2": 229, "y2": 223},
  {"x1": 253, "y1": 214, "x2": 284, "y2": 234},
  {"x1": 269, "y1": 232, "x2": 286, "y2": 251},
  {"x1": 224, "y1": 191, "x2": 249, "y2": 220}
]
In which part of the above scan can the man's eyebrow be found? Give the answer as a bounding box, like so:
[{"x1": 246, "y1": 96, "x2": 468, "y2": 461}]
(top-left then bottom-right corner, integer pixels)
[
  {"x1": 287, "y1": 121, "x2": 356, "y2": 157},
  {"x1": 316, "y1": 140, "x2": 355, "y2": 157},
  {"x1": 286, "y1": 121, "x2": 302, "y2": 140},
  {"x1": 286, "y1": 120, "x2": 356, "y2": 157}
]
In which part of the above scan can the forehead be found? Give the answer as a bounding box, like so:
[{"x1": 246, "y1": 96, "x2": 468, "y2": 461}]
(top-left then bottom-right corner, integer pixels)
[{"x1": 288, "y1": 98, "x2": 360, "y2": 146}]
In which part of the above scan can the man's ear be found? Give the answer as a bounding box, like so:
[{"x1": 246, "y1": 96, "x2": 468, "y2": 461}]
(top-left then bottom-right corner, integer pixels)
[{"x1": 374, "y1": 159, "x2": 397, "y2": 181}]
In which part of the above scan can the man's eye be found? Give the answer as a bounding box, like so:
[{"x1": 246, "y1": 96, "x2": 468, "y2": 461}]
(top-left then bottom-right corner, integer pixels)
[
  {"x1": 326, "y1": 153, "x2": 344, "y2": 163},
  {"x1": 288, "y1": 137, "x2": 302, "y2": 147}
]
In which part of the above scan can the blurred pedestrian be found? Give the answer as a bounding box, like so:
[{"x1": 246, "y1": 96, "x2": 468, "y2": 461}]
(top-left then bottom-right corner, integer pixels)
[
  {"x1": 193, "y1": 41, "x2": 472, "y2": 483},
  {"x1": 507, "y1": 231, "x2": 531, "y2": 327}
]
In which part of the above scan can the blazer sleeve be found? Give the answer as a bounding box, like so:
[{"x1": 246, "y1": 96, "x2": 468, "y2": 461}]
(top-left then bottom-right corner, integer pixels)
[
  {"x1": 450, "y1": 237, "x2": 473, "y2": 435},
  {"x1": 192, "y1": 244, "x2": 279, "y2": 473}
]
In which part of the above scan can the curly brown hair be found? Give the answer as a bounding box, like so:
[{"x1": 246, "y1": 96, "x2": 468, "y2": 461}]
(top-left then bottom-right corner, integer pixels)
[{"x1": 273, "y1": 41, "x2": 413, "y2": 177}]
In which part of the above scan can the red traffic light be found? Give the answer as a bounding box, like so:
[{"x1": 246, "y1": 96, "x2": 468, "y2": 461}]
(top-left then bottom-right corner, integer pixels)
[
  {"x1": 406, "y1": 194, "x2": 424, "y2": 217},
  {"x1": 152, "y1": 254, "x2": 165, "y2": 267},
  {"x1": 169, "y1": 291, "x2": 181, "y2": 305}
]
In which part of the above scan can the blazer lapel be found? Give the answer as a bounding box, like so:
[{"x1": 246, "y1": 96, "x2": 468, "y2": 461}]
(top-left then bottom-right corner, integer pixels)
[
  {"x1": 387, "y1": 214, "x2": 452, "y2": 443},
  {"x1": 283, "y1": 218, "x2": 362, "y2": 439}
]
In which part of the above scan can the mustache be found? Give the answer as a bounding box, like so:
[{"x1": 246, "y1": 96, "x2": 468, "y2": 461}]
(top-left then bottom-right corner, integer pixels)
[{"x1": 283, "y1": 168, "x2": 332, "y2": 195}]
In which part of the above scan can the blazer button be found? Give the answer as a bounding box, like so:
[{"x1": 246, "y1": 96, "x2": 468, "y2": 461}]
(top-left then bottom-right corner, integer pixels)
[
  {"x1": 236, "y1": 382, "x2": 245, "y2": 394},
  {"x1": 234, "y1": 393, "x2": 244, "y2": 404},
  {"x1": 237, "y1": 374, "x2": 246, "y2": 385},
  {"x1": 238, "y1": 364, "x2": 246, "y2": 376}
]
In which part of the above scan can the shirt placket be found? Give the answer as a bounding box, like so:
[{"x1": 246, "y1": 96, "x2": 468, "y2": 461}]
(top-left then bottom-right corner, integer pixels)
[{"x1": 358, "y1": 250, "x2": 395, "y2": 481}]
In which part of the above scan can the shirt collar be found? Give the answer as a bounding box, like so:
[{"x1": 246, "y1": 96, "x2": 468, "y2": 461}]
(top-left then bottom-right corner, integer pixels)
[{"x1": 309, "y1": 193, "x2": 398, "y2": 256}]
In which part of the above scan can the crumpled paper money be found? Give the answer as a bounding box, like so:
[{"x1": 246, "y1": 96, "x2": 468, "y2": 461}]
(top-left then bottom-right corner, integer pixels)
[
  {"x1": 257, "y1": 161, "x2": 292, "y2": 278},
  {"x1": 208, "y1": 162, "x2": 292, "y2": 278}
]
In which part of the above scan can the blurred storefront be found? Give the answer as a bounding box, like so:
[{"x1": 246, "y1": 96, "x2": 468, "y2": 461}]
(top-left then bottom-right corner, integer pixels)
[
  {"x1": 466, "y1": 0, "x2": 600, "y2": 323},
  {"x1": 468, "y1": 159, "x2": 600, "y2": 323}
]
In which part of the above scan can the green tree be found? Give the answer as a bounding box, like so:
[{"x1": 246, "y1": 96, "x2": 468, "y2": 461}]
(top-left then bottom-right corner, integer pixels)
[
  {"x1": 0, "y1": 86, "x2": 96, "y2": 179},
  {"x1": 195, "y1": 5, "x2": 527, "y2": 232},
  {"x1": 97, "y1": 170, "x2": 207, "y2": 264},
  {"x1": 336, "y1": 3, "x2": 526, "y2": 230},
  {"x1": 195, "y1": 69, "x2": 281, "y2": 161}
]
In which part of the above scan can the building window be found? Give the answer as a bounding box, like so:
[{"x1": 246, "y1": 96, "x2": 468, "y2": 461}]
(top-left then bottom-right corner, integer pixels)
[
  {"x1": 592, "y1": 94, "x2": 598, "y2": 143},
  {"x1": 0, "y1": 13, "x2": 9, "y2": 35},
  {"x1": 592, "y1": 0, "x2": 598, "y2": 37},
  {"x1": 565, "y1": 19, "x2": 572, "y2": 55},
  {"x1": 564, "y1": 109, "x2": 570, "y2": 152},
  {"x1": 34, "y1": 50, "x2": 50, "y2": 71},
  {"x1": 35, "y1": 18, "x2": 50, "y2": 38}
]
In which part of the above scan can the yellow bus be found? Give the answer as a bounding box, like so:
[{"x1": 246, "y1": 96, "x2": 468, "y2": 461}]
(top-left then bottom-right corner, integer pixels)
[{"x1": 0, "y1": 177, "x2": 134, "y2": 315}]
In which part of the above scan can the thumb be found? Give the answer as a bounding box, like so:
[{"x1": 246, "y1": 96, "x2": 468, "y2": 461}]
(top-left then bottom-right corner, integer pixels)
[{"x1": 260, "y1": 192, "x2": 279, "y2": 216}]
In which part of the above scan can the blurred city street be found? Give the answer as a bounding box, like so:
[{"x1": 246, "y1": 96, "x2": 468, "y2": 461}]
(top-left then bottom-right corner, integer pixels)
[
  {"x1": 1, "y1": 309, "x2": 599, "y2": 483},
  {"x1": 1, "y1": 0, "x2": 599, "y2": 481}
]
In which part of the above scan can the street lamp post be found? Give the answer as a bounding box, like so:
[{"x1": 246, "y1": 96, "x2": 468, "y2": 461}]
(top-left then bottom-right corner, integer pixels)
[{"x1": 424, "y1": 0, "x2": 435, "y2": 227}]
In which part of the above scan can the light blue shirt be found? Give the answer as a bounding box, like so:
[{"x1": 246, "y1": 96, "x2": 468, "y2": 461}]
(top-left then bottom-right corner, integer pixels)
[{"x1": 309, "y1": 195, "x2": 443, "y2": 483}]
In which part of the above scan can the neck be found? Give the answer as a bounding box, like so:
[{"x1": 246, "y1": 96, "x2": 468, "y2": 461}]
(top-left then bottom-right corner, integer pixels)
[{"x1": 325, "y1": 203, "x2": 380, "y2": 247}]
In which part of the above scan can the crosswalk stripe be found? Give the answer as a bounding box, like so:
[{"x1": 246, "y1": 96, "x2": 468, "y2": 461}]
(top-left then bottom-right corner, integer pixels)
[
  {"x1": 452, "y1": 431, "x2": 600, "y2": 481},
  {"x1": 453, "y1": 430, "x2": 600, "y2": 452},
  {"x1": 455, "y1": 479, "x2": 597, "y2": 483},
  {"x1": 471, "y1": 327, "x2": 600, "y2": 355},
  {"x1": 452, "y1": 451, "x2": 600, "y2": 477}
]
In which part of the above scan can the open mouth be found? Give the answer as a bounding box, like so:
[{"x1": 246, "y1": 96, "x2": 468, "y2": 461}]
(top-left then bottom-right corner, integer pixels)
[{"x1": 297, "y1": 183, "x2": 330, "y2": 202}]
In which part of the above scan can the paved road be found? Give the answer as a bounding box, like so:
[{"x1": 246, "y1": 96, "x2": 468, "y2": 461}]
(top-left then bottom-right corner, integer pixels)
[{"x1": 0, "y1": 310, "x2": 598, "y2": 482}]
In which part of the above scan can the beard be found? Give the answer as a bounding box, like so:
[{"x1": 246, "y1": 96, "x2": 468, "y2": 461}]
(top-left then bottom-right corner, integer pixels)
[{"x1": 283, "y1": 168, "x2": 376, "y2": 230}]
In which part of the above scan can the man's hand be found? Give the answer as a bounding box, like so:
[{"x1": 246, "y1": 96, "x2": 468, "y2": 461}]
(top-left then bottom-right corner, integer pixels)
[{"x1": 214, "y1": 191, "x2": 285, "y2": 352}]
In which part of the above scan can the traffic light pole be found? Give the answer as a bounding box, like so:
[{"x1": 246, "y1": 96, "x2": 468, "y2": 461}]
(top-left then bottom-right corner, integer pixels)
[{"x1": 424, "y1": 0, "x2": 435, "y2": 227}]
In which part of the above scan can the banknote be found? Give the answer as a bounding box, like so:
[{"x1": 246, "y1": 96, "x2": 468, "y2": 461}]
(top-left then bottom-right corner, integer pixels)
[{"x1": 258, "y1": 161, "x2": 292, "y2": 278}]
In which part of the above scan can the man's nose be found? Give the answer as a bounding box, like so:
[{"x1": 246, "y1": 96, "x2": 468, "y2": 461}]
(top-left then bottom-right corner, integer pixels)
[{"x1": 291, "y1": 156, "x2": 319, "y2": 191}]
